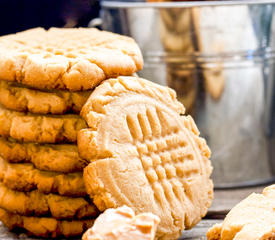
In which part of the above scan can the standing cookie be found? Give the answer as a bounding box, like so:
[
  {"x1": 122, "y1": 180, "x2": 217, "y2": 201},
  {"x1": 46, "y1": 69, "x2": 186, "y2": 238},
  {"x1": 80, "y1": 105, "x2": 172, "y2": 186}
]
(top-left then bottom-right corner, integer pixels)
[{"x1": 78, "y1": 76, "x2": 213, "y2": 239}]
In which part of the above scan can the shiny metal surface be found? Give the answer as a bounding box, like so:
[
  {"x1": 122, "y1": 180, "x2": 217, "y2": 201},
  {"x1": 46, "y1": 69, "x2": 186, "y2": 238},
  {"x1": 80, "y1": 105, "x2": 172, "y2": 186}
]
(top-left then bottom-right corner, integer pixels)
[
  {"x1": 101, "y1": 0, "x2": 275, "y2": 8},
  {"x1": 100, "y1": 1, "x2": 275, "y2": 188}
]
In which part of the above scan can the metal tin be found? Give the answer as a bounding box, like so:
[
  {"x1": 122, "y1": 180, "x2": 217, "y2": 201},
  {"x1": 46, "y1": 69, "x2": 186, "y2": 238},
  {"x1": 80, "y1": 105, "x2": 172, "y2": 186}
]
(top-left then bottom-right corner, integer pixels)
[{"x1": 99, "y1": 0, "x2": 275, "y2": 188}]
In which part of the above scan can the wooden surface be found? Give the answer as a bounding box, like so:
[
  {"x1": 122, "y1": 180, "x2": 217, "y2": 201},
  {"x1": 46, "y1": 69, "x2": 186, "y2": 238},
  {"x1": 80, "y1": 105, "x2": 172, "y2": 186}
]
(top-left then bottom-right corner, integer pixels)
[
  {"x1": 0, "y1": 186, "x2": 267, "y2": 239},
  {"x1": 0, "y1": 220, "x2": 222, "y2": 240},
  {"x1": 208, "y1": 186, "x2": 264, "y2": 217},
  {"x1": 179, "y1": 220, "x2": 222, "y2": 239}
]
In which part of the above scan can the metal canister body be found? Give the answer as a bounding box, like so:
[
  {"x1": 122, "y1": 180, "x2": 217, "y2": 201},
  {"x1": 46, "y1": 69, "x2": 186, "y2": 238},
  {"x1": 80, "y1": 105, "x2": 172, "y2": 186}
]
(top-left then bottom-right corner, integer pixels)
[{"x1": 100, "y1": 0, "x2": 275, "y2": 188}]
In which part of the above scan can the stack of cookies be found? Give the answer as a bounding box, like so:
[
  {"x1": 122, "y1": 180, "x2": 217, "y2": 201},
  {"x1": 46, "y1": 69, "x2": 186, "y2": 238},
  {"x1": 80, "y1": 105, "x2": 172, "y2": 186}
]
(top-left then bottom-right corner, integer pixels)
[{"x1": 0, "y1": 28, "x2": 143, "y2": 238}]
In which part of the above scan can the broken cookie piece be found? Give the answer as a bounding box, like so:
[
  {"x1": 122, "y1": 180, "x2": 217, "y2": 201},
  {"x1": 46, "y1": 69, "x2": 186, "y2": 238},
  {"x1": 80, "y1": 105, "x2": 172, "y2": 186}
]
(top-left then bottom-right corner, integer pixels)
[
  {"x1": 82, "y1": 206, "x2": 160, "y2": 240},
  {"x1": 207, "y1": 185, "x2": 275, "y2": 240}
]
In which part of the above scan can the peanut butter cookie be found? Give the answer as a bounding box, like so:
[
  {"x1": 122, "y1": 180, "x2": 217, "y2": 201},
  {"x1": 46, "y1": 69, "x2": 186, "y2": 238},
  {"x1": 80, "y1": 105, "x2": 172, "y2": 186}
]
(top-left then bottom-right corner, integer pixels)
[
  {"x1": 0, "y1": 137, "x2": 87, "y2": 173},
  {"x1": 0, "y1": 107, "x2": 87, "y2": 143},
  {"x1": 0, "y1": 208, "x2": 94, "y2": 238},
  {"x1": 0, "y1": 157, "x2": 86, "y2": 197},
  {"x1": 0, "y1": 183, "x2": 98, "y2": 220},
  {"x1": 207, "y1": 185, "x2": 275, "y2": 240},
  {"x1": 78, "y1": 76, "x2": 213, "y2": 240},
  {"x1": 0, "y1": 28, "x2": 143, "y2": 91},
  {"x1": 0, "y1": 81, "x2": 91, "y2": 114}
]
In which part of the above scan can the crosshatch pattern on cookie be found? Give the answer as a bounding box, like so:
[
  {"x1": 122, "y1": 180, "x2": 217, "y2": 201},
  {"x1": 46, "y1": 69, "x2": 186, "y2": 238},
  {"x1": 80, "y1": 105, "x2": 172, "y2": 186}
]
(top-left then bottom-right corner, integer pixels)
[
  {"x1": 0, "y1": 28, "x2": 143, "y2": 91},
  {"x1": 79, "y1": 77, "x2": 213, "y2": 240},
  {"x1": 80, "y1": 76, "x2": 184, "y2": 130},
  {"x1": 125, "y1": 108, "x2": 202, "y2": 202},
  {"x1": 125, "y1": 107, "x2": 211, "y2": 228}
]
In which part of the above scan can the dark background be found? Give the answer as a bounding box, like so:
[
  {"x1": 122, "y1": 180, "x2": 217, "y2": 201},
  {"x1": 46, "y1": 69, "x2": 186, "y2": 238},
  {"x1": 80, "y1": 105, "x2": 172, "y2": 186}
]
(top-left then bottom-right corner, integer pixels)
[{"x1": 0, "y1": 0, "x2": 100, "y2": 36}]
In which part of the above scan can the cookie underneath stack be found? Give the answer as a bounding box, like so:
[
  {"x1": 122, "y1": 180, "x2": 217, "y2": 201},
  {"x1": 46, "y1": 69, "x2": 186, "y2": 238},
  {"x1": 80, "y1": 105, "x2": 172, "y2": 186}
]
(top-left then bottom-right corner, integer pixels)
[
  {"x1": 0, "y1": 27, "x2": 143, "y2": 237},
  {"x1": 0, "y1": 88, "x2": 95, "y2": 238}
]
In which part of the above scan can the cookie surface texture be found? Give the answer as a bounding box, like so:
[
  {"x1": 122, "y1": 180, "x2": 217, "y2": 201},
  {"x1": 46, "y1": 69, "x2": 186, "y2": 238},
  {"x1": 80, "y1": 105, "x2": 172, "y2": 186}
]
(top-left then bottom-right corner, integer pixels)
[
  {"x1": 0, "y1": 137, "x2": 87, "y2": 173},
  {"x1": 0, "y1": 107, "x2": 87, "y2": 143},
  {"x1": 0, "y1": 157, "x2": 86, "y2": 196},
  {"x1": 0, "y1": 183, "x2": 98, "y2": 219},
  {"x1": 207, "y1": 185, "x2": 275, "y2": 240},
  {"x1": 0, "y1": 208, "x2": 94, "y2": 238},
  {"x1": 78, "y1": 76, "x2": 213, "y2": 239},
  {"x1": 0, "y1": 81, "x2": 91, "y2": 114},
  {"x1": 0, "y1": 28, "x2": 143, "y2": 91}
]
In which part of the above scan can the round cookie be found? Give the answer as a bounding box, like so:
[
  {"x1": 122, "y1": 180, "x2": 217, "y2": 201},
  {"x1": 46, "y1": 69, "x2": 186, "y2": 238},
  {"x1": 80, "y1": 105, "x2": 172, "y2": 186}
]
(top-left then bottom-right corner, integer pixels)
[
  {"x1": 78, "y1": 76, "x2": 213, "y2": 239},
  {"x1": 0, "y1": 208, "x2": 94, "y2": 238},
  {"x1": 0, "y1": 137, "x2": 88, "y2": 173},
  {"x1": 0, "y1": 157, "x2": 86, "y2": 197},
  {"x1": 207, "y1": 185, "x2": 275, "y2": 240},
  {"x1": 0, "y1": 27, "x2": 143, "y2": 91},
  {"x1": 0, "y1": 81, "x2": 91, "y2": 114},
  {"x1": 0, "y1": 107, "x2": 87, "y2": 143},
  {"x1": 0, "y1": 183, "x2": 98, "y2": 220}
]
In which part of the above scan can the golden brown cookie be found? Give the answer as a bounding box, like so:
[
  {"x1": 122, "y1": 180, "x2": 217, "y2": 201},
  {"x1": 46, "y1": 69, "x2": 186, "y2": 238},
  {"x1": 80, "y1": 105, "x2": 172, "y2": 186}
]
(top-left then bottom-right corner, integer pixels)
[
  {"x1": 0, "y1": 27, "x2": 143, "y2": 91},
  {"x1": 0, "y1": 106, "x2": 87, "y2": 143},
  {"x1": 207, "y1": 185, "x2": 275, "y2": 240},
  {"x1": 0, "y1": 157, "x2": 86, "y2": 197},
  {"x1": 0, "y1": 81, "x2": 91, "y2": 114},
  {"x1": 0, "y1": 183, "x2": 98, "y2": 220},
  {"x1": 0, "y1": 208, "x2": 94, "y2": 238},
  {"x1": 78, "y1": 76, "x2": 213, "y2": 239},
  {"x1": 0, "y1": 137, "x2": 88, "y2": 173}
]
